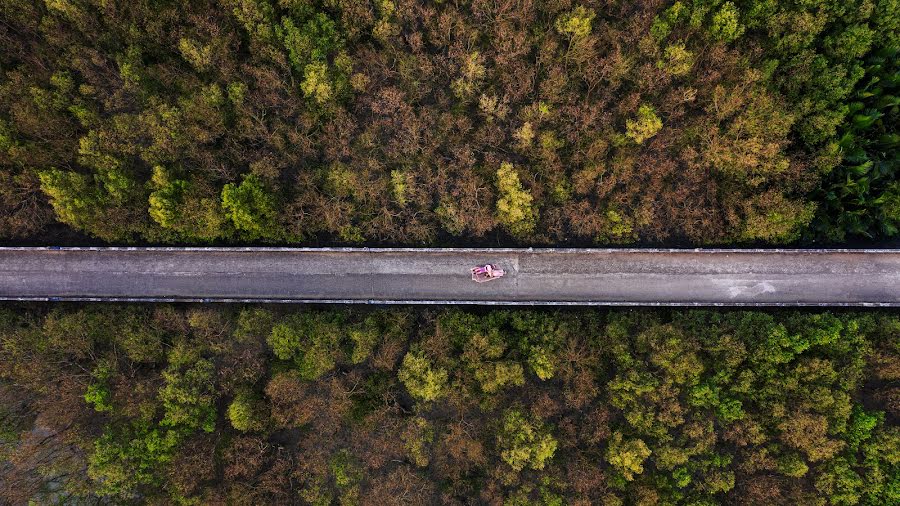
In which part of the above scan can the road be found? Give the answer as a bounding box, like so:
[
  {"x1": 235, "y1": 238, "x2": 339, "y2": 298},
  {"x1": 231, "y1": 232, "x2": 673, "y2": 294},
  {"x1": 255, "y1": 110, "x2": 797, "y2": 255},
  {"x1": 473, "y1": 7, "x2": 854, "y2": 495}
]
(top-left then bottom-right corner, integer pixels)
[{"x1": 0, "y1": 247, "x2": 898, "y2": 306}]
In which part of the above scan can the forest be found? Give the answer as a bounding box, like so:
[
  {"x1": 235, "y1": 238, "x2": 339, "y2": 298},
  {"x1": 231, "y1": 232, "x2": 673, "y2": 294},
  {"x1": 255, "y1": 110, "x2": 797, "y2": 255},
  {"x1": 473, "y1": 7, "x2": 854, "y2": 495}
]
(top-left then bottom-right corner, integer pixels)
[
  {"x1": 1, "y1": 1, "x2": 899, "y2": 505},
  {"x1": 0, "y1": 305, "x2": 898, "y2": 504},
  {"x1": 0, "y1": 0, "x2": 897, "y2": 246}
]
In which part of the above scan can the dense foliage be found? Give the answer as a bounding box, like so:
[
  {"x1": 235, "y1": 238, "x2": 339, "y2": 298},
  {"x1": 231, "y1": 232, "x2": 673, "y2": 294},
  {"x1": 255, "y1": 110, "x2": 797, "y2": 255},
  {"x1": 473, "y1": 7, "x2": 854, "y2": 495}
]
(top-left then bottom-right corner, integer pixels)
[
  {"x1": 1, "y1": 305, "x2": 898, "y2": 504},
  {"x1": 1, "y1": 0, "x2": 897, "y2": 245}
]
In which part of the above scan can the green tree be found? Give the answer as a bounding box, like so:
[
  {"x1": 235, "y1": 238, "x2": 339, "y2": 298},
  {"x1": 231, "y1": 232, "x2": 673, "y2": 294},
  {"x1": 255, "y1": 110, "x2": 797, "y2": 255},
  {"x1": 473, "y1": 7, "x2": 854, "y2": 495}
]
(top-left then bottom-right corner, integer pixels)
[
  {"x1": 398, "y1": 350, "x2": 448, "y2": 402},
  {"x1": 495, "y1": 162, "x2": 536, "y2": 237},
  {"x1": 497, "y1": 409, "x2": 558, "y2": 471},
  {"x1": 88, "y1": 421, "x2": 179, "y2": 498},
  {"x1": 606, "y1": 431, "x2": 652, "y2": 481},
  {"x1": 625, "y1": 105, "x2": 663, "y2": 144},
  {"x1": 555, "y1": 6, "x2": 595, "y2": 39},
  {"x1": 228, "y1": 390, "x2": 268, "y2": 432},
  {"x1": 149, "y1": 166, "x2": 224, "y2": 242},
  {"x1": 709, "y1": 2, "x2": 744, "y2": 43},
  {"x1": 159, "y1": 346, "x2": 217, "y2": 432},
  {"x1": 658, "y1": 43, "x2": 695, "y2": 76},
  {"x1": 267, "y1": 312, "x2": 343, "y2": 380},
  {"x1": 221, "y1": 173, "x2": 281, "y2": 240}
]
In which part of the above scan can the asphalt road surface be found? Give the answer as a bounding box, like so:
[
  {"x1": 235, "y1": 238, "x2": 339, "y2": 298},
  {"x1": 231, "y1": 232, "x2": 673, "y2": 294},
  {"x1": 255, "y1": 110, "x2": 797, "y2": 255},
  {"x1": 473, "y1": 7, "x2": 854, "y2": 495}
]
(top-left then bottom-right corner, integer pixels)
[{"x1": 0, "y1": 247, "x2": 898, "y2": 306}]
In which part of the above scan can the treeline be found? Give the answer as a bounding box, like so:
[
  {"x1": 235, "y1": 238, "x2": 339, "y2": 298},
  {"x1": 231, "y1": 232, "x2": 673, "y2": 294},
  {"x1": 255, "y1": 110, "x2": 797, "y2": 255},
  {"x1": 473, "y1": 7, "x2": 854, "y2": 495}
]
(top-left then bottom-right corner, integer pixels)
[
  {"x1": 1, "y1": 305, "x2": 897, "y2": 504},
  {"x1": 0, "y1": 1, "x2": 897, "y2": 246}
]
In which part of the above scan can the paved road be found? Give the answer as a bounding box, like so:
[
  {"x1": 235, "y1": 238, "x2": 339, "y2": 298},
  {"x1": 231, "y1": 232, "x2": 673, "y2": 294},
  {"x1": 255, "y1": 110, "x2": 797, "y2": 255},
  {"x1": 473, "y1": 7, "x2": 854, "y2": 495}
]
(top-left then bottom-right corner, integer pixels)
[{"x1": 0, "y1": 247, "x2": 898, "y2": 306}]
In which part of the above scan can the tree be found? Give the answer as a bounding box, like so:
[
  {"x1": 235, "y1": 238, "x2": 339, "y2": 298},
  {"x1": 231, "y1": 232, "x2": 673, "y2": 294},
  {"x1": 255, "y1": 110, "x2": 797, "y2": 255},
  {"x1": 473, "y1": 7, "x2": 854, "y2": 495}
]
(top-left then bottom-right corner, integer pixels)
[
  {"x1": 606, "y1": 432, "x2": 651, "y2": 482},
  {"x1": 88, "y1": 421, "x2": 179, "y2": 499},
  {"x1": 658, "y1": 43, "x2": 695, "y2": 76},
  {"x1": 398, "y1": 351, "x2": 448, "y2": 402},
  {"x1": 555, "y1": 6, "x2": 595, "y2": 40},
  {"x1": 228, "y1": 390, "x2": 268, "y2": 432},
  {"x1": 267, "y1": 311, "x2": 343, "y2": 380},
  {"x1": 221, "y1": 174, "x2": 281, "y2": 240},
  {"x1": 159, "y1": 346, "x2": 217, "y2": 432},
  {"x1": 496, "y1": 409, "x2": 558, "y2": 471},
  {"x1": 495, "y1": 162, "x2": 536, "y2": 237},
  {"x1": 709, "y1": 2, "x2": 744, "y2": 42},
  {"x1": 625, "y1": 105, "x2": 662, "y2": 144},
  {"x1": 149, "y1": 166, "x2": 224, "y2": 242}
]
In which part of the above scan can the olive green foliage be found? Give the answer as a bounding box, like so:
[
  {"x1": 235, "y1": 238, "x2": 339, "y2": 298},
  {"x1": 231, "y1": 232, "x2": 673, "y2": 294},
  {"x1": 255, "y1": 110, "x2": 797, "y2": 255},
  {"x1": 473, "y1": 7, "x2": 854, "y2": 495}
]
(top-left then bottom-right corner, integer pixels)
[
  {"x1": 658, "y1": 43, "x2": 695, "y2": 76},
  {"x1": 221, "y1": 174, "x2": 281, "y2": 241},
  {"x1": 811, "y1": 46, "x2": 900, "y2": 240},
  {"x1": 497, "y1": 409, "x2": 558, "y2": 471},
  {"x1": 84, "y1": 361, "x2": 114, "y2": 412},
  {"x1": 281, "y1": 12, "x2": 350, "y2": 106},
  {"x1": 159, "y1": 346, "x2": 217, "y2": 432},
  {"x1": 398, "y1": 350, "x2": 448, "y2": 402},
  {"x1": 267, "y1": 311, "x2": 343, "y2": 380},
  {"x1": 625, "y1": 105, "x2": 663, "y2": 144},
  {"x1": 709, "y1": 2, "x2": 744, "y2": 43},
  {"x1": 555, "y1": 6, "x2": 595, "y2": 40},
  {"x1": 1, "y1": 306, "x2": 899, "y2": 504},
  {"x1": 87, "y1": 422, "x2": 179, "y2": 499},
  {"x1": 149, "y1": 166, "x2": 224, "y2": 242},
  {"x1": 495, "y1": 162, "x2": 536, "y2": 237},
  {"x1": 228, "y1": 390, "x2": 268, "y2": 432},
  {"x1": 606, "y1": 432, "x2": 652, "y2": 481}
]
